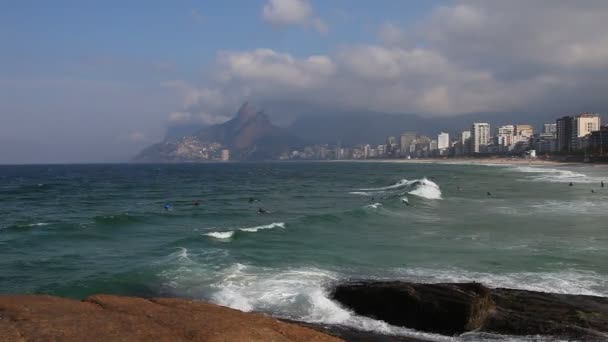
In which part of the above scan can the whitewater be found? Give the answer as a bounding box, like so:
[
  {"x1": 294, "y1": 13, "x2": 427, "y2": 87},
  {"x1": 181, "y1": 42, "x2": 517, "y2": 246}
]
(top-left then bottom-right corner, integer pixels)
[{"x1": 2, "y1": 162, "x2": 608, "y2": 341}]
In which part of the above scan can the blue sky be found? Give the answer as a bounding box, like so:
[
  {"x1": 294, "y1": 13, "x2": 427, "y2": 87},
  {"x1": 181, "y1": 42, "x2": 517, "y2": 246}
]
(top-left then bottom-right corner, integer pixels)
[{"x1": 1, "y1": 0, "x2": 607, "y2": 163}]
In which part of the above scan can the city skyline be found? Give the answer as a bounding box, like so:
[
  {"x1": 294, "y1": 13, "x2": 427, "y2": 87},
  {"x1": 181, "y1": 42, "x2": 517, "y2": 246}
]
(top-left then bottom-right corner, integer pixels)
[{"x1": 4, "y1": 1, "x2": 608, "y2": 163}]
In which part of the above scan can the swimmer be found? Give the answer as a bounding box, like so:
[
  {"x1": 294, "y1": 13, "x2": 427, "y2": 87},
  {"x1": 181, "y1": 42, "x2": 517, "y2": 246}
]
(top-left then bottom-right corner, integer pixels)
[
  {"x1": 193, "y1": 201, "x2": 200, "y2": 206},
  {"x1": 257, "y1": 207, "x2": 268, "y2": 214},
  {"x1": 602, "y1": 181, "x2": 605, "y2": 188},
  {"x1": 569, "y1": 182, "x2": 573, "y2": 186},
  {"x1": 164, "y1": 204, "x2": 172, "y2": 211},
  {"x1": 487, "y1": 192, "x2": 492, "y2": 196}
]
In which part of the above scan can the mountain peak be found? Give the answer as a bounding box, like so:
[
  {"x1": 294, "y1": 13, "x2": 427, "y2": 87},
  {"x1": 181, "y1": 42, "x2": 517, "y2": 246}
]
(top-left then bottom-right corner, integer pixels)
[{"x1": 236, "y1": 102, "x2": 258, "y2": 121}]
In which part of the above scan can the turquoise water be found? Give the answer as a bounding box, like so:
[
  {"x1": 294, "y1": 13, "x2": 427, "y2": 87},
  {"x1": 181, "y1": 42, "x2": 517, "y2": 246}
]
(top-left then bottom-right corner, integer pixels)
[{"x1": 1, "y1": 162, "x2": 607, "y2": 340}]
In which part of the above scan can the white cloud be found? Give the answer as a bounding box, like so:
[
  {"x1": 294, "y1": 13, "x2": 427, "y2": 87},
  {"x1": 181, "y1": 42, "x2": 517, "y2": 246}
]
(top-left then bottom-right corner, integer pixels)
[
  {"x1": 261, "y1": 0, "x2": 328, "y2": 34},
  {"x1": 168, "y1": 1, "x2": 608, "y2": 123}
]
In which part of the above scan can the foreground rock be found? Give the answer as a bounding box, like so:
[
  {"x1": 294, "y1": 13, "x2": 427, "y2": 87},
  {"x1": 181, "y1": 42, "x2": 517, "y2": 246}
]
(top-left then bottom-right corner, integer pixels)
[
  {"x1": 0, "y1": 294, "x2": 341, "y2": 342},
  {"x1": 332, "y1": 281, "x2": 608, "y2": 340}
]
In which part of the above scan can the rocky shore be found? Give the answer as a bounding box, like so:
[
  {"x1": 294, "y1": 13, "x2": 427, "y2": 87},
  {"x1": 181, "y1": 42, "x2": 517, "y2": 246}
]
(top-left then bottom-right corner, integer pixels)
[
  {"x1": 332, "y1": 281, "x2": 608, "y2": 341},
  {"x1": 0, "y1": 294, "x2": 341, "y2": 342},
  {"x1": 2, "y1": 282, "x2": 608, "y2": 342}
]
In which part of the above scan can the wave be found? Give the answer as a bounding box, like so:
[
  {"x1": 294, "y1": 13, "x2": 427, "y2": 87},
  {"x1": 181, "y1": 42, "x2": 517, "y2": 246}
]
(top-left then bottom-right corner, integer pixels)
[
  {"x1": 204, "y1": 231, "x2": 235, "y2": 239},
  {"x1": 407, "y1": 178, "x2": 442, "y2": 200},
  {"x1": 359, "y1": 179, "x2": 411, "y2": 191},
  {"x1": 158, "y1": 255, "x2": 608, "y2": 341},
  {"x1": 239, "y1": 222, "x2": 285, "y2": 232},
  {"x1": 348, "y1": 191, "x2": 373, "y2": 196},
  {"x1": 1, "y1": 222, "x2": 51, "y2": 230},
  {"x1": 394, "y1": 267, "x2": 608, "y2": 297},
  {"x1": 354, "y1": 177, "x2": 442, "y2": 200},
  {"x1": 510, "y1": 166, "x2": 599, "y2": 183},
  {"x1": 162, "y1": 263, "x2": 451, "y2": 341},
  {"x1": 364, "y1": 203, "x2": 382, "y2": 209},
  {"x1": 203, "y1": 222, "x2": 286, "y2": 240}
]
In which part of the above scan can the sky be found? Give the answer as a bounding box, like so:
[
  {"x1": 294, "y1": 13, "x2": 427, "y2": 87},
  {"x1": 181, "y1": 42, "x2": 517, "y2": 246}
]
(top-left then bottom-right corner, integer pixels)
[{"x1": 1, "y1": 0, "x2": 608, "y2": 163}]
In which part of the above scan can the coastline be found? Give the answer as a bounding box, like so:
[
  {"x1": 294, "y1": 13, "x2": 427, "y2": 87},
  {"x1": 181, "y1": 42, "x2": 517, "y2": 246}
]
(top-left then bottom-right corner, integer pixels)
[{"x1": 327, "y1": 157, "x2": 576, "y2": 167}]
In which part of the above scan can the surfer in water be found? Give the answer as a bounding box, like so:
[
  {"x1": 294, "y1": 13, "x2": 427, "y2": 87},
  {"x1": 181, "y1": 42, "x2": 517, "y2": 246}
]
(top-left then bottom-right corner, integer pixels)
[
  {"x1": 401, "y1": 197, "x2": 410, "y2": 206},
  {"x1": 164, "y1": 204, "x2": 173, "y2": 211},
  {"x1": 569, "y1": 182, "x2": 574, "y2": 186},
  {"x1": 193, "y1": 201, "x2": 200, "y2": 206},
  {"x1": 602, "y1": 181, "x2": 605, "y2": 188},
  {"x1": 487, "y1": 192, "x2": 492, "y2": 196},
  {"x1": 257, "y1": 207, "x2": 268, "y2": 214}
]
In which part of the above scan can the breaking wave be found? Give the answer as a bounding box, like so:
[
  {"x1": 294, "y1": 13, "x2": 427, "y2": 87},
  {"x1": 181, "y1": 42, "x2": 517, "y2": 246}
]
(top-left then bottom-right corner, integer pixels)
[
  {"x1": 364, "y1": 203, "x2": 382, "y2": 209},
  {"x1": 353, "y1": 177, "x2": 442, "y2": 200},
  {"x1": 203, "y1": 222, "x2": 286, "y2": 240},
  {"x1": 160, "y1": 261, "x2": 452, "y2": 341},
  {"x1": 511, "y1": 166, "x2": 599, "y2": 183},
  {"x1": 159, "y1": 256, "x2": 603, "y2": 341},
  {"x1": 239, "y1": 222, "x2": 285, "y2": 232},
  {"x1": 204, "y1": 231, "x2": 235, "y2": 240}
]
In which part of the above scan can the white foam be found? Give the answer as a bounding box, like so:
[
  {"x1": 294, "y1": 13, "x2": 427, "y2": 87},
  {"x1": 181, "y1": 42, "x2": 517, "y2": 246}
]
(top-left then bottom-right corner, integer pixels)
[
  {"x1": 26, "y1": 222, "x2": 49, "y2": 227},
  {"x1": 354, "y1": 177, "x2": 443, "y2": 200},
  {"x1": 364, "y1": 203, "x2": 382, "y2": 209},
  {"x1": 159, "y1": 257, "x2": 603, "y2": 341},
  {"x1": 511, "y1": 166, "x2": 600, "y2": 183},
  {"x1": 359, "y1": 179, "x2": 411, "y2": 191},
  {"x1": 408, "y1": 178, "x2": 442, "y2": 200},
  {"x1": 240, "y1": 222, "x2": 285, "y2": 233},
  {"x1": 394, "y1": 267, "x2": 608, "y2": 297},
  {"x1": 202, "y1": 264, "x2": 452, "y2": 341},
  {"x1": 204, "y1": 231, "x2": 235, "y2": 239},
  {"x1": 348, "y1": 191, "x2": 372, "y2": 196}
]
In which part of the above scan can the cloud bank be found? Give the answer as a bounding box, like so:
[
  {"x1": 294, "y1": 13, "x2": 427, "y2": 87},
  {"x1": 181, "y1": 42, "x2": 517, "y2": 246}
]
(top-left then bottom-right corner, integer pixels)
[{"x1": 173, "y1": 1, "x2": 608, "y2": 124}]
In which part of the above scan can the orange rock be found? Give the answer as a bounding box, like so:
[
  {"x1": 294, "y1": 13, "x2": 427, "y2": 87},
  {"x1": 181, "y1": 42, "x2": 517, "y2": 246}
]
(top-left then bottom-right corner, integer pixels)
[{"x1": 0, "y1": 294, "x2": 343, "y2": 342}]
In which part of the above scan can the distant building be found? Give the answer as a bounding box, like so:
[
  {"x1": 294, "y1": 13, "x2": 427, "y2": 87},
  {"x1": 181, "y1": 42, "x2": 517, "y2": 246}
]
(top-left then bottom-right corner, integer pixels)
[
  {"x1": 514, "y1": 124, "x2": 534, "y2": 139},
  {"x1": 556, "y1": 116, "x2": 573, "y2": 152},
  {"x1": 543, "y1": 123, "x2": 557, "y2": 135},
  {"x1": 471, "y1": 123, "x2": 490, "y2": 153},
  {"x1": 556, "y1": 113, "x2": 601, "y2": 152},
  {"x1": 437, "y1": 132, "x2": 450, "y2": 150},
  {"x1": 460, "y1": 130, "x2": 471, "y2": 154},
  {"x1": 363, "y1": 144, "x2": 371, "y2": 159},
  {"x1": 496, "y1": 125, "x2": 515, "y2": 151},
  {"x1": 429, "y1": 139, "x2": 438, "y2": 152},
  {"x1": 221, "y1": 149, "x2": 230, "y2": 161},
  {"x1": 400, "y1": 132, "x2": 417, "y2": 157},
  {"x1": 588, "y1": 126, "x2": 608, "y2": 154}
]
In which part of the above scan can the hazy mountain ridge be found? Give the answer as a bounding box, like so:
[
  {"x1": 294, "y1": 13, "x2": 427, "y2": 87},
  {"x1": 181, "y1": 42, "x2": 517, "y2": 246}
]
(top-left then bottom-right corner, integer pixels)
[{"x1": 134, "y1": 103, "x2": 305, "y2": 162}]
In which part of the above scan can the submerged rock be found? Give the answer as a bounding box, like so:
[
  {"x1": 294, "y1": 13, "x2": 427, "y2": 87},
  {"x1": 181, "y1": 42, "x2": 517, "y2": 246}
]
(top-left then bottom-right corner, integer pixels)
[
  {"x1": 0, "y1": 294, "x2": 342, "y2": 342},
  {"x1": 331, "y1": 281, "x2": 608, "y2": 340}
]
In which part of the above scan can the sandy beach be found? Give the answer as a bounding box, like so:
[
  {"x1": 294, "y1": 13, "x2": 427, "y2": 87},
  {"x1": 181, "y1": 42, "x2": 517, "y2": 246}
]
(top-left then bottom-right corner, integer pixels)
[{"x1": 330, "y1": 157, "x2": 568, "y2": 166}]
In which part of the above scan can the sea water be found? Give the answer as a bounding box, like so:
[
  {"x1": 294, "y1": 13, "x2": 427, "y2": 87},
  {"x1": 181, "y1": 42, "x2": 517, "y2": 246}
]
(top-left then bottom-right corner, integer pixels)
[{"x1": 1, "y1": 162, "x2": 607, "y2": 341}]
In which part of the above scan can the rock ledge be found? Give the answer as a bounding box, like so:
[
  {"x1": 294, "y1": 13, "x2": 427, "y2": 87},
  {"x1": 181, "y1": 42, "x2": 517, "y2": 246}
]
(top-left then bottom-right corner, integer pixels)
[{"x1": 0, "y1": 294, "x2": 342, "y2": 342}]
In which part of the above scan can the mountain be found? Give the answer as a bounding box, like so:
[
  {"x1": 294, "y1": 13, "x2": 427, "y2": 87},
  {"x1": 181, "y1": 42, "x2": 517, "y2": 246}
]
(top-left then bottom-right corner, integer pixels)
[{"x1": 134, "y1": 103, "x2": 305, "y2": 162}]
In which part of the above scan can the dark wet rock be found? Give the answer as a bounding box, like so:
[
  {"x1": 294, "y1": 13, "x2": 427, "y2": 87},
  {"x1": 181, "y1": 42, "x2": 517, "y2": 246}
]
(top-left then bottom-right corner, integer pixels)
[{"x1": 331, "y1": 281, "x2": 608, "y2": 340}]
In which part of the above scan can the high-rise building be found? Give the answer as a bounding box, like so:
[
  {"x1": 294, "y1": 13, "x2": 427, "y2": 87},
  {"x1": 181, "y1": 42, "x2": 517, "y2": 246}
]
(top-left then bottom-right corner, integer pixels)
[
  {"x1": 556, "y1": 116, "x2": 573, "y2": 152},
  {"x1": 496, "y1": 125, "x2": 514, "y2": 148},
  {"x1": 543, "y1": 123, "x2": 557, "y2": 135},
  {"x1": 514, "y1": 124, "x2": 534, "y2": 138},
  {"x1": 572, "y1": 113, "x2": 601, "y2": 151},
  {"x1": 363, "y1": 144, "x2": 371, "y2": 159},
  {"x1": 471, "y1": 123, "x2": 490, "y2": 153},
  {"x1": 400, "y1": 132, "x2": 417, "y2": 156},
  {"x1": 437, "y1": 132, "x2": 450, "y2": 150},
  {"x1": 461, "y1": 131, "x2": 471, "y2": 154},
  {"x1": 221, "y1": 149, "x2": 230, "y2": 161},
  {"x1": 429, "y1": 140, "x2": 438, "y2": 151},
  {"x1": 557, "y1": 113, "x2": 601, "y2": 152}
]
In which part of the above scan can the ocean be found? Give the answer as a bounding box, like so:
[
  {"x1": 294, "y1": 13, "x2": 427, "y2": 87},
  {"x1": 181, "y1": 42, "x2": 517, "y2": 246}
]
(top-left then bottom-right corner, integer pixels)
[{"x1": 1, "y1": 162, "x2": 607, "y2": 341}]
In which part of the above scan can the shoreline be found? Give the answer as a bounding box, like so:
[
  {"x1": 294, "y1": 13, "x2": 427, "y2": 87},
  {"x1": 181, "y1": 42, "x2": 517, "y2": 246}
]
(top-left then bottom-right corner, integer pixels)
[{"x1": 327, "y1": 157, "x2": 582, "y2": 167}]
